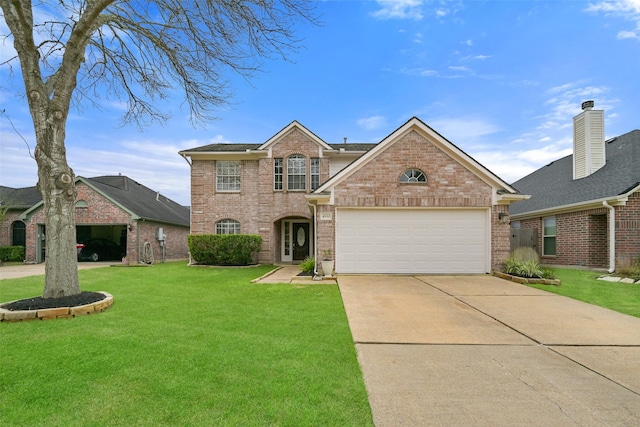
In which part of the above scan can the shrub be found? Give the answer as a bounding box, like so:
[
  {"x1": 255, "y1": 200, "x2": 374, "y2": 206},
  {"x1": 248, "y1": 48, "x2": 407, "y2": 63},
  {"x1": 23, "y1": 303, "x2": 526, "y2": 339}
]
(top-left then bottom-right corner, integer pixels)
[
  {"x1": 504, "y1": 257, "x2": 544, "y2": 278},
  {"x1": 617, "y1": 258, "x2": 640, "y2": 281},
  {"x1": 540, "y1": 268, "x2": 556, "y2": 280},
  {"x1": 299, "y1": 256, "x2": 315, "y2": 274},
  {"x1": 0, "y1": 246, "x2": 25, "y2": 262},
  {"x1": 188, "y1": 234, "x2": 262, "y2": 265}
]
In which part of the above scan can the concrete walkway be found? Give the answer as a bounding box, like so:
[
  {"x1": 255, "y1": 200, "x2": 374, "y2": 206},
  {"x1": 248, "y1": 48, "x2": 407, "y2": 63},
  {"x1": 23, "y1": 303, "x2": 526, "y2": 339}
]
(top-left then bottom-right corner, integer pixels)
[
  {"x1": 339, "y1": 275, "x2": 640, "y2": 426},
  {"x1": 252, "y1": 265, "x2": 337, "y2": 285}
]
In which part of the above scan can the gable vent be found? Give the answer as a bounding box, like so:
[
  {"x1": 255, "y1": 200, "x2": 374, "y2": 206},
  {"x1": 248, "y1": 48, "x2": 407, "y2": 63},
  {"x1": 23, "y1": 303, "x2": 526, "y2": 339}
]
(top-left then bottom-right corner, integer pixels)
[{"x1": 573, "y1": 100, "x2": 605, "y2": 180}]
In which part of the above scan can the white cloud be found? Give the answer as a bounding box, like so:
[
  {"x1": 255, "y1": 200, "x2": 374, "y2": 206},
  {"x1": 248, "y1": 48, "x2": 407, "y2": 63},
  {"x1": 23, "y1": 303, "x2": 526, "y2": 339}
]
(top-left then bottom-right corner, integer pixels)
[
  {"x1": 399, "y1": 67, "x2": 439, "y2": 77},
  {"x1": 356, "y1": 115, "x2": 387, "y2": 131},
  {"x1": 587, "y1": 0, "x2": 640, "y2": 41},
  {"x1": 427, "y1": 117, "x2": 501, "y2": 146},
  {"x1": 371, "y1": 0, "x2": 424, "y2": 20},
  {"x1": 617, "y1": 28, "x2": 640, "y2": 39},
  {"x1": 449, "y1": 65, "x2": 470, "y2": 72}
]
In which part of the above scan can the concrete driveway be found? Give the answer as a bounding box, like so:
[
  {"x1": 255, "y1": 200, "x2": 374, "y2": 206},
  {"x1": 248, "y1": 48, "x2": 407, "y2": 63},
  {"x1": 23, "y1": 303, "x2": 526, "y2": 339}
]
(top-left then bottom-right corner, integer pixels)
[{"x1": 339, "y1": 275, "x2": 640, "y2": 426}]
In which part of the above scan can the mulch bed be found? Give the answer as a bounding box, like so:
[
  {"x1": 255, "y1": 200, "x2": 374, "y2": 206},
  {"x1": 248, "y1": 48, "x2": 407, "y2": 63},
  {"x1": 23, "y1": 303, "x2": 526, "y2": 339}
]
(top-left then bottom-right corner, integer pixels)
[{"x1": 2, "y1": 292, "x2": 106, "y2": 311}]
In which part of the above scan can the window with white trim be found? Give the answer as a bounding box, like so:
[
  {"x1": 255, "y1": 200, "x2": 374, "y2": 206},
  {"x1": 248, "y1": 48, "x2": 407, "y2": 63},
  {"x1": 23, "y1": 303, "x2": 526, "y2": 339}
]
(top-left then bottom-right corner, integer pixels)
[
  {"x1": 311, "y1": 158, "x2": 320, "y2": 190},
  {"x1": 543, "y1": 217, "x2": 556, "y2": 256},
  {"x1": 274, "y1": 158, "x2": 283, "y2": 191},
  {"x1": 400, "y1": 169, "x2": 427, "y2": 183},
  {"x1": 216, "y1": 219, "x2": 240, "y2": 235},
  {"x1": 216, "y1": 161, "x2": 241, "y2": 192},
  {"x1": 287, "y1": 155, "x2": 306, "y2": 191}
]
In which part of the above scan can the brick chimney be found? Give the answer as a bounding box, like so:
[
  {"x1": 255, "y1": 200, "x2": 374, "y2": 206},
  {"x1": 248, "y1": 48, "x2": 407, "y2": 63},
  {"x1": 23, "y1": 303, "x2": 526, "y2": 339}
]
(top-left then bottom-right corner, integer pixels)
[{"x1": 573, "y1": 100, "x2": 605, "y2": 180}]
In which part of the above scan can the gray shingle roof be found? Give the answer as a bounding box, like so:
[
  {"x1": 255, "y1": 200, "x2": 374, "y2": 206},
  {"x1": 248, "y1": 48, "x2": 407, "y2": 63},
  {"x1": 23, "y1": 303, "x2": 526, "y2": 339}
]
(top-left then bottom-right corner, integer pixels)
[
  {"x1": 183, "y1": 143, "x2": 261, "y2": 152},
  {"x1": 328, "y1": 143, "x2": 376, "y2": 151},
  {"x1": 2, "y1": 176, "x2": 189, "y2": 227},
  {"x1": 0, "y1": 185, "x2": 41, "y2": 209},
  {"x1": 182, "y1": 142, "x2": 375, "y2": 152},
  {"x1": 511, "y1": 129, "x2": 640, "y2": 215},
  {"x1": 86, "y1": 176, "x2": 189, "y2": 226}
]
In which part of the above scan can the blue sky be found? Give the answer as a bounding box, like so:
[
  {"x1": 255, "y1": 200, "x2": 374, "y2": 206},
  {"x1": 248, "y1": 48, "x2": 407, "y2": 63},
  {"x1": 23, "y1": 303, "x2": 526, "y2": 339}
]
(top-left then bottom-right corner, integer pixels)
[{"x1": 1, "y1": 0, "x2": 639, "y2": 206}]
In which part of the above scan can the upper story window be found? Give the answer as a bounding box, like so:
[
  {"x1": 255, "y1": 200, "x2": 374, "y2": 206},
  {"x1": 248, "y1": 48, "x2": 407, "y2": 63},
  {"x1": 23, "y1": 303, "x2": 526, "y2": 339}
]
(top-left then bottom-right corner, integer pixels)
[
  {"x1": 274, "y1": 158, "x2": 283, "y2": 191},
  {"x1": 311, "y1": 158, "x2": 320, "y2": 190},
  {"x1": 216, "y1": 161, "x2": 241, "y2": 192},
  {"x1": 216, "y1": 219, "x2": 240, "y2": 234},
  {"x1": 400, "y1": 169, "x2": 427, "y2": 183},
  {"x1": 287, "y1": 155, "x2": 306, "y2": 191},
  {"x1": 75, "y1": 200, "x2": 89, "y2": 208},
  {"x1": 543, "y1": 216, "x2": 556, "y2": 256}
]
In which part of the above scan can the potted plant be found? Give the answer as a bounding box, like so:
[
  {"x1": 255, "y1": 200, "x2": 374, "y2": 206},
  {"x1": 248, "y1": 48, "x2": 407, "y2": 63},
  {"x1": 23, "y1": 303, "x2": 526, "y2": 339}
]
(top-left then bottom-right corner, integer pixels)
[{"x1": 321, "y1": 249, "x2": 334, "y2": 277}]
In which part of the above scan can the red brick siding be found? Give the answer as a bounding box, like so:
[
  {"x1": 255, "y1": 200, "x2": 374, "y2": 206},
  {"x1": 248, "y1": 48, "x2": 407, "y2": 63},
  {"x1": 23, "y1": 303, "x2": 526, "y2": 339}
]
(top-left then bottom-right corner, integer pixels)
[
  {"x1": 617, "y1": 191, "x2": 640, "y2": 266},
  {"x1": 517, "y1": 201, "x2": 638, "y2": 268},
  {"x1": 492, "y1": 205, "x2": 511, "y2": 271},
  {"x1": 334, "y1": 131, "x2": 493, "y2": 208},
  {"x1": 0, "y1": 211, "x2": 24, "y2": 247},
  {"x1": 190, "y1": 129, "x2": 322, "y2": 263}
]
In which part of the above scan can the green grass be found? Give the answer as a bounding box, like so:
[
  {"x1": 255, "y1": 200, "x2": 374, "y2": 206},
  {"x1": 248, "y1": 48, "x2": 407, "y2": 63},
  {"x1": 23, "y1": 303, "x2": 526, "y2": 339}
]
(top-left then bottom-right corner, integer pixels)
[
  {"x1": 0, "y1": 263, "x2": 373, "y2": 426},
  {"x1": 527, "y1": 268, "x2": 640, "y2": 318}
]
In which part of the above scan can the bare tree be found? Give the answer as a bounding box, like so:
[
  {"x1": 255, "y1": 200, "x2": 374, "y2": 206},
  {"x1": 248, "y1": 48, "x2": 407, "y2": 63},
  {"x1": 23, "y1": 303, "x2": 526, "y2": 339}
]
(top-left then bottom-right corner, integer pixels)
[{"x1": 0, "y1": 0, "x2": 315, "y2": 298}]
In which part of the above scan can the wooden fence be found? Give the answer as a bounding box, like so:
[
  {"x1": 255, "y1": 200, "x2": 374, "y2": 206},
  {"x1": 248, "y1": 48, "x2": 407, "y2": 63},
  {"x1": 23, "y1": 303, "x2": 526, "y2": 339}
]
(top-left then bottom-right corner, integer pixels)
[{"x1": 510, "y1": 228, "x2": 537, "y2": 253}]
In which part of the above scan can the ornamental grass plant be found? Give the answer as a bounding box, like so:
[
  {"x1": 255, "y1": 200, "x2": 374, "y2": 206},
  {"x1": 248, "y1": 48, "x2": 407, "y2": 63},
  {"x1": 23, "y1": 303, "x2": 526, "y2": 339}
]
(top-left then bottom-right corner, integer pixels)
[{"x1": 0, "y1": 262, "x2": 373, "y2": 426}]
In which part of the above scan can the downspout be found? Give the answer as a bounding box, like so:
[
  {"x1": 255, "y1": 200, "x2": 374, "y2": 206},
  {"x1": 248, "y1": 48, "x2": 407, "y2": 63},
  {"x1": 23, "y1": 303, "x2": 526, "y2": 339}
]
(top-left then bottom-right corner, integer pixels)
[
  {"x1": 310, "y1": 202, "x2": 319, "y2": 277},
  {"x1": 602, "y1": 201, "x2": 615, "y2": 273}
]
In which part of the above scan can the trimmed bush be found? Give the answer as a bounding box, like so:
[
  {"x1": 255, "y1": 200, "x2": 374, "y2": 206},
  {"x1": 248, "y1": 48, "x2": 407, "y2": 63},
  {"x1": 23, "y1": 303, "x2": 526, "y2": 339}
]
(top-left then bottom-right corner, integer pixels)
[
  {"x1": 0, "y1": 246, "x2": 25, "y2": 262},
  {"x1": 188, "y1": 234, "x2": 262, "y2": 265}
]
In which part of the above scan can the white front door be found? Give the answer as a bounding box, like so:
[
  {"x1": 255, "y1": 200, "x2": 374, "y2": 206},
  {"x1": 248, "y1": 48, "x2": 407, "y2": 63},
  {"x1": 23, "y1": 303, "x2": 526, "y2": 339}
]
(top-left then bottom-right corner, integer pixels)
[{"x1": 281, "y1": 220, "x2": 312, "y2": 262}]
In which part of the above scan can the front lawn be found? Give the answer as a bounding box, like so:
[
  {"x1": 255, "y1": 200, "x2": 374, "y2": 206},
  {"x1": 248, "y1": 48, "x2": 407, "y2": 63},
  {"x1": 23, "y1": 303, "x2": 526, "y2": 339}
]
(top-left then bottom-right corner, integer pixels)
[
  {"x1": 527, "y1": 268, "x2": 640, "y2": 318},
  {"x1": 0, "y1": 263, "x2": 373, "y2": 426}
]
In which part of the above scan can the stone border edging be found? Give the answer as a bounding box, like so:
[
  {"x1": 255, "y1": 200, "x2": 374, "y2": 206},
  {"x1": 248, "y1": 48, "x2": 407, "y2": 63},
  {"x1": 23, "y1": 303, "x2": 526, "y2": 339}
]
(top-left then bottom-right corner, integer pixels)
[
  {"x1": 493, "y1": 271, "x2": 561, "y2": 286},
  {"x1": 0, "y1": 291, "x2": 113, "y2": 322}
]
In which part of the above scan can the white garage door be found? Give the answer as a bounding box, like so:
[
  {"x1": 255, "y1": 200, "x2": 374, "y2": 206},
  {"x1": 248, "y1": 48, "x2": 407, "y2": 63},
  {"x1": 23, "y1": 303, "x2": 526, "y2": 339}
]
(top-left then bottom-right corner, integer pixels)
[{"x1": 336, "y1": 209, "x2": 488, "y2": 274}]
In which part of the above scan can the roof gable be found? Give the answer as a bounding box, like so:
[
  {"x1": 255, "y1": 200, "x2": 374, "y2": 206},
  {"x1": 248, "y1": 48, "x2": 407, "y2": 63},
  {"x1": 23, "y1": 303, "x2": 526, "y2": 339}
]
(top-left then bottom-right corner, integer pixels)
[
  {"x1": 315, "y1": 117, "x2": 519, "y2": 195},
  {"x1": 511, "y1": 129, "x2": 640, "y2": 216},
  {"x1": 258, "y1": 120, "x2": 333, "y2": 151}
]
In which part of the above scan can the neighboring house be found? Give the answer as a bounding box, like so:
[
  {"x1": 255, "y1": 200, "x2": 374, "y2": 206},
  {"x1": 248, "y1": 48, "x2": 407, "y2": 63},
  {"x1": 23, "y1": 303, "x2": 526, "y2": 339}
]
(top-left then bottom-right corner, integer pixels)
[
  {"x1": 180, "y1": 117, "x2": 527, "y2": 274},
  {"x1": 510, "y1": 101, "x2": 640, "y2": 272},
  {"x1": 0, "y1": 185, "x2": 41, "y2": 251},
  {"x1": 0, "y1": 175, "x2": 190, "y2": 264}
]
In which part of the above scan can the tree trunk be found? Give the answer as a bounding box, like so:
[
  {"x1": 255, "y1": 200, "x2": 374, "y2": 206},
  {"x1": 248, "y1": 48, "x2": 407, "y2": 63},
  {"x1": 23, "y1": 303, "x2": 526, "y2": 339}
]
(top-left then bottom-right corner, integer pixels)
[{"x1": 33, "y1": 104, "x2": 81, "y2": 298}]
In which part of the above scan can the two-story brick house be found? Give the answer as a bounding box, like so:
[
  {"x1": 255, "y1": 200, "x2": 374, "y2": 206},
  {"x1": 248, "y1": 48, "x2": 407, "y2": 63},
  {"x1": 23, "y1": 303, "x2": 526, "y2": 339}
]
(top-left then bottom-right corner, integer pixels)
[{"x1": 180, "y1": 117, "x2": 527, "y2": 274}]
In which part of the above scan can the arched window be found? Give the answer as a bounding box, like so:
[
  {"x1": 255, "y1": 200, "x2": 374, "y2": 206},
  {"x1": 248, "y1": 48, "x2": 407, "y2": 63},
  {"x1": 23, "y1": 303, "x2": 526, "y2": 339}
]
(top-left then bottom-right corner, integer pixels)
[
  {"x1": 400, "y1": 169, "x2": 427, "y2": 183},
  {"x1": 11, "y1": 221, "x2": 26, "y2": 247},
  {"x1": 75, "y1": 200, "x2": 89, "y2": 208},
  {"x1": 216, "y1": 219, "x2": 240, "y2": 235}
]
